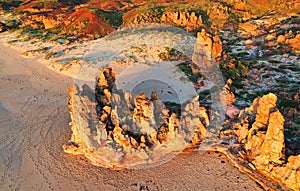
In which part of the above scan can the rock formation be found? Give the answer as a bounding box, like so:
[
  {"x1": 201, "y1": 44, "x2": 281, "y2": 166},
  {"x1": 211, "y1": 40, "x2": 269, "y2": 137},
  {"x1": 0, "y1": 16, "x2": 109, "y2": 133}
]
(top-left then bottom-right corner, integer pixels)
[
  {"x1": 123, "y1": 9, "x2": 203, "y2": 31},
  {"x1": 197, "y1": 29, "x2": 223, "y2": 59},
  {"x1": 64, "y1": 68, "x2": 209, "y2": 169},
  {"x1": 220, "y1": 79, "x2": 240, "y2": 119},
  {"x1": 223, "y1": 93, "x2": 300, "y2": 191},
  {"x1": 161, "y1": 11, "x2": 203, "y2": 30},
  {"x1": 65, "y1": 68, "x2": 300, "y2": 189}
]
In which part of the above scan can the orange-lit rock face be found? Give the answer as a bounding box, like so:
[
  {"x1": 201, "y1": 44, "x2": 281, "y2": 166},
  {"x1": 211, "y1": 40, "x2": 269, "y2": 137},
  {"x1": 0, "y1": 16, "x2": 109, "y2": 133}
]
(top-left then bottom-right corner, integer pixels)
[
  {"x1": 161, "y1": 11, "x2": 203, "y2": 28},
  {"x1": 238, "y1": 21, "x2": 260, "y2": 37},
  {"x1": 233, "y1": 93, "x2": 285, "y2": 164},
  {"x1": 287, "y1": 34, "x2": 300, "y2": 53},
  {"x1": 197, "y1": 30, "x2": 222, "y2": 59},
  {"x1": 226, "y1": 93, "x2": 300, "y2": 190}
]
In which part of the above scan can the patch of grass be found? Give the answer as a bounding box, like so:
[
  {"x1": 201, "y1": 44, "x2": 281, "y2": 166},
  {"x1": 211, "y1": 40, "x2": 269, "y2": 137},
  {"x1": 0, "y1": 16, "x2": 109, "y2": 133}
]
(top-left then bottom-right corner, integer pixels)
[
  {"x1": 278, "y1": 65, "x2": 287, "y2": 69},
  {"x1": 93, "y1": 9, "x2": 124, "y2": 28},
  {"x1": 165, "y1": 102, "x2": 181, "y2": 107},
  {"x1": 285, "y1": 125, "x2": 300, "y2": 140},
  {"x1": 268, "y1": 60, "x2": 282, "y2": 64},
  {"x1": 198, "y1": 89, "x2": 211, "y2": 100},
  {"x1": 234, "y1": 52, "x2": 250, "y2": 57},
  {"x1": 130, "y1": 46, "x2": 143, "y2": 54},
  {"x1": 287, "y1": 65, "x2": 299, "y2": 72},
  {"x1": 279, "y1": 99, "x2": 298, "y2": 108},
  {"x1": 32, "y1": 0, "x2": 60, "y2": 8},
  {"x1": 4, "y1": 19, "x2": 19, "y2": 29},
  {"x1": 262, "y1": 73, "x2": 271, "y2": 78},
  {"x1": 177, "y1": 61, "x2": 198, "y2": 83},
  {"x1": 220, "y1": 54, "x2": 252, "y2": 88},
  {"x1": 0, "y1": 0, "x2": 22, "y2": 11},
  {"x1": 245, "y1": 90, "x2": 271, "y2": 101},
  {"x1": 159, "y1": 47, "x2": 176, "y2": 60},
  {"x1": 287, "y1": 85, "x2": 300, "y2": 93},
  {"x1": 232, "y1": 81, "x2": 244, "y2": 89},
  {"x1": 44, "y1": 51, "x2": 55, "y2": 60},
  {"x1": 276, "y1": 79, "x2": 294, "y2": 84}
]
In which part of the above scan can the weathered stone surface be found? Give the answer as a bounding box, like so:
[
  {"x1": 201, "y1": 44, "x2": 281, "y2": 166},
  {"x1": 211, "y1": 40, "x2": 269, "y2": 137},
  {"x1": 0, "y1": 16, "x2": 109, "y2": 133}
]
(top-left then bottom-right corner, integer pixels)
[
  {"x1": 252, "y1": 110, "x2": 285, "y2": 170},
  {"x1": 226, "y1": 93, "x2": 300, "y2": 190},
  {"x1": 287, "y1": 33, "x2": 300, "y2": 53},
  {"x1": 271, "y1": 154, "x2": 300, "y2": 191},
  {"x1": 161, "y1": 11, "x2": 202, "y2": 29},
  {"x1": 181, "y1": 96, "x2": 209, "y2": 145},
  {"x1": 238, "y1": 21, "x2": 259, "y2": 37},
  {"x1": 65, "y1": 68, "x2": 209, "y2": 169},
  {"x1": 251, "y1": 93, "x2": 277, "y2": 129},
  {"x1": 123, "y1": 9, "x2": 203, "y2": 31},
  {"x1": 220, "y1": 79, "x2": 240, "y2": 119},
  {"x1": 233, "y1": 93, "x2": 285, "y2": 165},
  {"x1": 277, "y1": 35, "x2": 286, "y2": 43},
  {"x1": 197, "y1": 29, "x2": 223, "y2": 59}
]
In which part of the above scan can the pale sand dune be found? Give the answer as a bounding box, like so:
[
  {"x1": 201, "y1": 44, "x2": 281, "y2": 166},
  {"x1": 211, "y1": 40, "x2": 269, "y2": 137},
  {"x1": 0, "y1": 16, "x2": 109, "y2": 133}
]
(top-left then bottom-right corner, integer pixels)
[{"x1": 0, "y1": 43, "x2": 263, "y2": 191}]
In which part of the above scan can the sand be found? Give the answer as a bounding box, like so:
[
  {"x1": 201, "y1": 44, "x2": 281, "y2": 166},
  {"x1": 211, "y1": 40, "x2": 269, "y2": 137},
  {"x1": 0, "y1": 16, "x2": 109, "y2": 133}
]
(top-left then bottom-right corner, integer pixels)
[{"x1": 0, "y1": 43, "x2": 264, "y2": 191}]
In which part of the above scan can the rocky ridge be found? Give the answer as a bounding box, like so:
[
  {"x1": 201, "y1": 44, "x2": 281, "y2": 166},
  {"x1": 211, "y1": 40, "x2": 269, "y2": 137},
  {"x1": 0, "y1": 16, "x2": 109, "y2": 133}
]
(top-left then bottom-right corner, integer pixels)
[{"x1": 123, "y1": 8, "x2": 204, "y2": 31}]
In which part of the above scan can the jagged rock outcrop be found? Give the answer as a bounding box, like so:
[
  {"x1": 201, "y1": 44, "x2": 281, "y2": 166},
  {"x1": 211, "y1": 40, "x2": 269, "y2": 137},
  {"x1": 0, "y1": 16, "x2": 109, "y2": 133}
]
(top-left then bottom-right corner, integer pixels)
[
  {"x1": 220, "y1": 79, "x2": 240, "y2": 119},
  {"x1": 64, "y1": 68, "x2": 209, "y2": 169},
  {"x1": 225, "y1": 93, "x2": 300, "y2": 191},
  {"x1": 197, "y1": 29, "x2": 222, "y2": 59},
  {"x1": 161, "y1": 11, "x2": 203, "y2": 30},
  {"x1": 181, "y1": 96, "x2": 209, "y2": 145},
  {"x1": 231, "y1": 93, "x2": 285, "y2": 165},
  {"x1": 271, "y1": 155, "x2": 300, "y2": 191},
  {"x1": 123, "y1": 9, "x2": 203, "y2": 31}
]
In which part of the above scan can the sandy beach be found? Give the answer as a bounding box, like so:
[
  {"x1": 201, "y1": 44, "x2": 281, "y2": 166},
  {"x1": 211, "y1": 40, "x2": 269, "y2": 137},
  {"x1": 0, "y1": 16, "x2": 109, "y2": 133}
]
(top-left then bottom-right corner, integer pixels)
[{"x1": 0, "y1": 43, "x2": 264, "y2": 191}]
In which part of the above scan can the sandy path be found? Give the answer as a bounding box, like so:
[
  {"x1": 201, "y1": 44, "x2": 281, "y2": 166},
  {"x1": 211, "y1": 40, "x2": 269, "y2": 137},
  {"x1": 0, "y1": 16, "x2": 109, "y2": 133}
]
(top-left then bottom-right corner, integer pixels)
[{"x1": 0, "y1": 43, "x2": 263, "y2": 191}]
